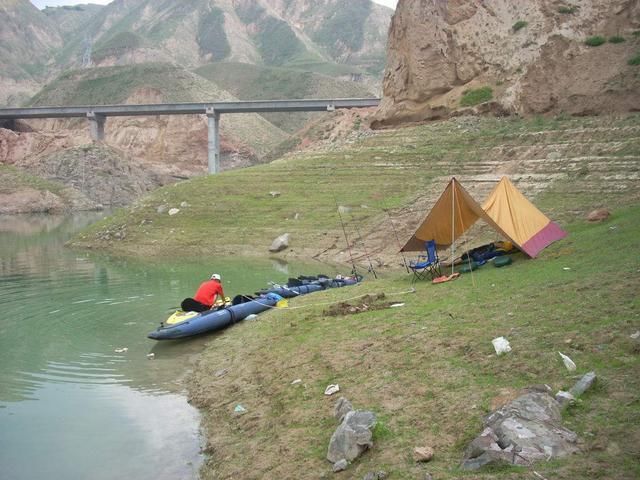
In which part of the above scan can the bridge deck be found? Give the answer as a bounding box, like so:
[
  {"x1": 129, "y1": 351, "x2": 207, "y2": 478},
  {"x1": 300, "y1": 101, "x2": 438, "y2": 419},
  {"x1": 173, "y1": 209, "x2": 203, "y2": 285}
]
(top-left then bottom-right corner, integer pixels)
[{"x1": 0, "y1": 98, "x2": 380, "y2": 119}]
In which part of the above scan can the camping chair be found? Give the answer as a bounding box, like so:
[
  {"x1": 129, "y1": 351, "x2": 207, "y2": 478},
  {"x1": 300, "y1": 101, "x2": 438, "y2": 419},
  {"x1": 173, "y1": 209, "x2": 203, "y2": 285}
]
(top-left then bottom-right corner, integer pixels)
[{"x1": 408, "y1": 240, "x2": 442, "y2": 282}]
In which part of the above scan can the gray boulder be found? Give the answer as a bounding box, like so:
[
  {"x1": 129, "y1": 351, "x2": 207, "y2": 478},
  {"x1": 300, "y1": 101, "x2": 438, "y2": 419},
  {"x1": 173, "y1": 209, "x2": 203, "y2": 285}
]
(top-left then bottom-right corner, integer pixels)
[
  {"x1": 269, "y1": 233, "x2": 290, "y2": 252},
  {"x1": 461, "y1": 392, "x2": 579, "y2": 470},
  {"x1": 327, "y1": 410, "x2": 377, "y2": 463}
]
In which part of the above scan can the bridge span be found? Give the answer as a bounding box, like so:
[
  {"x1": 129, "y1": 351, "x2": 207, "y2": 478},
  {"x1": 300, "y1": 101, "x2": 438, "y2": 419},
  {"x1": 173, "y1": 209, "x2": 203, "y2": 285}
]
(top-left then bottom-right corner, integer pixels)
[{"x1": 0, "y1": 98, "x2": 380, "y2": 173}]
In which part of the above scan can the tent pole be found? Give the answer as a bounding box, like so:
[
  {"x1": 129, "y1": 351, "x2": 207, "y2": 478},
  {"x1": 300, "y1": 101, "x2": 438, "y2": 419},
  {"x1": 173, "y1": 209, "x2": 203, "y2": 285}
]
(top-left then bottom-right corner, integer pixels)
[
  {"x1": 454, "y1": 189, "x2": 476, "y2": 288},
  {"x1": 451, "y1": 179, "x2": 456, "y2": 275}
]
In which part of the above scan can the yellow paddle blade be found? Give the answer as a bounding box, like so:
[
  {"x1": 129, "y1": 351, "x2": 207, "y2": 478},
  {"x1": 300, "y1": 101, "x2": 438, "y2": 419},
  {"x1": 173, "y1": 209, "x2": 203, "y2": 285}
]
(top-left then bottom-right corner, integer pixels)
[{"x1": 276, "y1": 299, "x2": 289, "y2": 308}]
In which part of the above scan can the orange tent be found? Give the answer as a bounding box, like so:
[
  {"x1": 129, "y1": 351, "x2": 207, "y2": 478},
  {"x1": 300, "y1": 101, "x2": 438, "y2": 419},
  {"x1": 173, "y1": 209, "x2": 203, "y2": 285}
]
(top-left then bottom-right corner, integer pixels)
[
  {"x1": 481, "y1": 177, "x2": 567, "y2": 258},
  {"x1": 401, "y1": 177, "x2": 566, "y2": 258}
]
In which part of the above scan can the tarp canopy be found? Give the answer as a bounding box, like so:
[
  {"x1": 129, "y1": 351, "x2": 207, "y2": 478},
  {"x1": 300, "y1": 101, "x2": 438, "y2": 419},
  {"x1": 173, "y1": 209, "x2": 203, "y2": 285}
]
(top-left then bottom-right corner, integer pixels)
[
  {"x1": 481, "y1": 177, "x2": 567, "y2": 258},
  {"x1": 401, "y1": 178, "x2": 514, "y2": 252},
  {"x1": 401, "y1": 177, "x2": 567, "y2": 258}
]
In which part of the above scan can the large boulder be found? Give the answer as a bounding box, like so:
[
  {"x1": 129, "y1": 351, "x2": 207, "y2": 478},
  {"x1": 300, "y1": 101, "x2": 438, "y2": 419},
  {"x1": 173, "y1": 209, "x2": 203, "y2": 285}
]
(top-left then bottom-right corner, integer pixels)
[
  {"x1": 461, "y1": 391, "x2": 579, "y2": 470},
  {"x1": 327, "y1": 410, "x2": 377, "y2": 464}
]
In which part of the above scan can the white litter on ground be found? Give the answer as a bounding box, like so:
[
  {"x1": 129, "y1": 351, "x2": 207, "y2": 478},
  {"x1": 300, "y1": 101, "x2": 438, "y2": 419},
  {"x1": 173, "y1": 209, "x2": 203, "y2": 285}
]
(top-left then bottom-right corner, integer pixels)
[
  {"x1": 558, "y1": 352, "x2": 577, "y2": 371},
  {"x1": 324, "y1": 384, "x2": 340, "y2": 396},
  {"x1": 491, "y1": 337, "x2": 512, "y2": 355}
]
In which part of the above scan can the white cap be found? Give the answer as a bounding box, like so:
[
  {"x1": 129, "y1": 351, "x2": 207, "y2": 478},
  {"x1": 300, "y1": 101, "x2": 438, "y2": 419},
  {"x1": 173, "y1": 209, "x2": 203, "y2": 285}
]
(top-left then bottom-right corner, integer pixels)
[{"x1": 210, "y1": 273, "x2": 221, "y2": 281}]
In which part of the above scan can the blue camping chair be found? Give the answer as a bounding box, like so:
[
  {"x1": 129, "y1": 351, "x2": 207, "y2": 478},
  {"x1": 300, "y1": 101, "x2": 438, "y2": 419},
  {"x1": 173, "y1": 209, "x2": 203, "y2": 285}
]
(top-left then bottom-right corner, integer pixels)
[{"x1": 409, "y1": 240, "x2": 442, "y2": 282}]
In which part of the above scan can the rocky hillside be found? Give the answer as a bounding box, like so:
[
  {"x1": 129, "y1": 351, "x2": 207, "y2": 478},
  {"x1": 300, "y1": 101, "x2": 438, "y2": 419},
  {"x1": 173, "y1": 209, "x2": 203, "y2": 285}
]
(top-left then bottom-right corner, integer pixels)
[
  {"x1": 373, "y1": 0, "x2": 640, "y2": 126},
  {"x1": 41, "y1": 0, "x2": 391, "y2": 81},
  {"x1": 15, "y1": 63, "x2": 289, "y2": 172},
  {"x1": 0, "y1": 0, "x2": 62, "y2": 105}
]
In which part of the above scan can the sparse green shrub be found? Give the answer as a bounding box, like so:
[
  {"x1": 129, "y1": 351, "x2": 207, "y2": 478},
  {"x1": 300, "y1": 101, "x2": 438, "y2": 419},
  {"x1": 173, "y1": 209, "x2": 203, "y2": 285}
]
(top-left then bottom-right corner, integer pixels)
[
  {"x1": 633, "y1": 31, "x2": 640, "y2": 37},
  {"x1": 197, "y1": 7, "x2": 231, "y2": 60},
  {"x1": 460, "y1": 86, "x2": 493, "y2": 107},
  {"x1": 576, "y1": 165, "x2": 589, "y2": 177},
  {"x1": 512, "y1": 21, "x2": 528, "y2": 32},
  {"x1": 558, "y1": 6, "x2": 578, "y2": 14},
  {"x1": 628, "y1": 54, "x2": 640, "y2": 66},
  {"x1": 609, "y1": 36, "x2": 626, "y2": 44},
  {"x1": 585, "y1": 36, "x2": 606, "y2": 47}
]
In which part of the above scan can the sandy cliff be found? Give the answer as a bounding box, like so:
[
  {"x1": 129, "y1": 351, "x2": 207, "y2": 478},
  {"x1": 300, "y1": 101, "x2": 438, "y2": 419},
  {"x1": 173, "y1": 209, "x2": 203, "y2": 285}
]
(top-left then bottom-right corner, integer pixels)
[{"x1": 373, "y1": 0, "x2": 640, "y2": 127}]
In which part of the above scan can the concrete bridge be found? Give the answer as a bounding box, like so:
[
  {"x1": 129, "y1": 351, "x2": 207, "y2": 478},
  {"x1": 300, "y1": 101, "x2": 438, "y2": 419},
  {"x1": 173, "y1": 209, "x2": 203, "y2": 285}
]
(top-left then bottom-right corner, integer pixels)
[{"x1": 0, "y1": 98, "x2": 380, "y2": 173}]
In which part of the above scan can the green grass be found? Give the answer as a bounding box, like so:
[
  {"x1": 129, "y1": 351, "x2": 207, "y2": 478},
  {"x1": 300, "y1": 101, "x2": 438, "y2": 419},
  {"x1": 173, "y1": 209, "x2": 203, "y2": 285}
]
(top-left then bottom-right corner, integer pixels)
[
  {"x1": 585, "y1": 36, "x2": 606, "y2": 47},
  {"x1": 512, "y1": 21, "x2": 528, "y2": 32},
  {"x1": 460, "y1": 86, "x2": 493, "y2": 107},
  {"x1": 609, "y1": 36, "x2": 626, "y2": 44},
  {"x1": 558, "y1": 5, "x2": 578, "y2": 14},
  {"x1": 188, "y1": 204, "x2": 640, "y2": 479},
  {"x1": 628, "y1": 54, "x2": 640, "y2": 66},
  {"x1": 0, "y1": 164, "x2": 66, "y2": 196}
]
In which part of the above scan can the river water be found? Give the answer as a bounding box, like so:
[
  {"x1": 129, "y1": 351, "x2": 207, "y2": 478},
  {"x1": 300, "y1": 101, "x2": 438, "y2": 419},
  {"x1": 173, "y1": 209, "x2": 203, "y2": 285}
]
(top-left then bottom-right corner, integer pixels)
[{"x1": 0, "y1": 213, "x2": 327, "y2": 480}]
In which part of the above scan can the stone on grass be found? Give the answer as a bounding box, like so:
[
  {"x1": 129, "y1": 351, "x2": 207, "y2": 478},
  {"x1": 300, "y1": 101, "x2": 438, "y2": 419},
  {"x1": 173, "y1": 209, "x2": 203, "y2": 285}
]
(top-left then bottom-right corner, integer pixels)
[
  {"x1": 586, "y1": 208, "x2": 610, "y2": 222},
  {"x1": 461, "y1": 392, "x2": 579, "y2": 470},
  {"x1": 332, "y1": 459, "x2": 348, "y2": 472},
  {"x1": 269, "y1": 233, "x2": 290, "y2": 252},
  {"x1": 413, "y1": 446, "x2": 434, "y2": 462},
  {"x1": 363, "y1": 471, "x2": 387, "y2": 480},
  {"x1": 334, "y1": 397, "x2": 354, "y2": 423},
  {"x1": 156, "y1": 204, "x2": 167, "y2": 214},
  {"x1": 569, "y1": 371, "x2": 596, "y2": 398},
  {"x1": 168, "y1": 208, "x2": 180, "y2": 216},
  {"x1": 327, "y1": 410, "x2": 377, "y2": 463}
]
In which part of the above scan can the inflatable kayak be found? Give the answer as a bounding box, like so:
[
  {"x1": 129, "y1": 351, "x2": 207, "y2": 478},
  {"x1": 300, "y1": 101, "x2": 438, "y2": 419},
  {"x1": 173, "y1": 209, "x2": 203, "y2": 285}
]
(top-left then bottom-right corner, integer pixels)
[{"x1": 148, "y1": 275, "x2": 360, "y2": 340}]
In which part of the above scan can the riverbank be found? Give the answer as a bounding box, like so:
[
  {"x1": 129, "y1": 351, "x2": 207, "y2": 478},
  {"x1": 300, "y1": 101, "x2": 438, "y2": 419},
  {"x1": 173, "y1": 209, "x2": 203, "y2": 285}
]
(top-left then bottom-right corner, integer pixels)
[
  {"x1": 66, "y1": 112, "x2": 640, "y2": 478},
  {"x1": 187, "y1": 204, "x2": 640, "y2": 479}
]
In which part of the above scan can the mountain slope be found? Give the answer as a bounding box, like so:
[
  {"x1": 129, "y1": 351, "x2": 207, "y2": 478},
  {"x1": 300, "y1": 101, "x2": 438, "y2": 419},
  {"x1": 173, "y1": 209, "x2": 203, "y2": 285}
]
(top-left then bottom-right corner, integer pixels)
[
  {"x1": 56, "y1": 0, "x2": 392, "y2": 79},
  {"x1": 26, "y1": 63, "x2": 289, "y2": 167},
  {"x1": 194, "y1": 62, "x2": 375, "y2": 132},
  {"x1": 0, "y1": 0, "x2": 62, "y2": 105}
]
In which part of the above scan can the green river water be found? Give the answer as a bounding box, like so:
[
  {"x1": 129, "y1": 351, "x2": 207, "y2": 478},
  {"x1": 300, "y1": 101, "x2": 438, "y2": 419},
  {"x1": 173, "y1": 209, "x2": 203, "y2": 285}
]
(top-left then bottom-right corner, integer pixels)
[{"x1": 0, "y1": 214, "x2": 330, "y2": 479}]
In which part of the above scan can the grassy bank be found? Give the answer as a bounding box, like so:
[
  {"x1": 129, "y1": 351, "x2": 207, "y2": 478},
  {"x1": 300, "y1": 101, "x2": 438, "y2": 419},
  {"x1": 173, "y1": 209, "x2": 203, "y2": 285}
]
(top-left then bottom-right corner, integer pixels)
[
  {"x1": 188, "y1": 204, "x2": 639, "y2": 479},
  {"x1": 69, "y1": 114, "x2": 640, "y2": 266}
]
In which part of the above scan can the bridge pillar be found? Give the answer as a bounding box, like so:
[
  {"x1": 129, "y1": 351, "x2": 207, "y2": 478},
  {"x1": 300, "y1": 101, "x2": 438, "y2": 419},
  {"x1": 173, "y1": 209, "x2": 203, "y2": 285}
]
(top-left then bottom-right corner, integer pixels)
[
  {"x1": 206, "y1": 107, "x2": 220, "y2": 174},
  {"x1": 87, "y1": 112, "x2": 106, "y2": 141}
]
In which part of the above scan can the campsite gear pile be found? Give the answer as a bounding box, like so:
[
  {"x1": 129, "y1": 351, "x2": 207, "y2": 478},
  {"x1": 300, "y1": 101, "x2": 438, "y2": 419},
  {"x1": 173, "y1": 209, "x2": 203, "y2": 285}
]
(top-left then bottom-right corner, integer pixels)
[{"x1": 403, "y1": 177, "x2": 567, "y2": 282}]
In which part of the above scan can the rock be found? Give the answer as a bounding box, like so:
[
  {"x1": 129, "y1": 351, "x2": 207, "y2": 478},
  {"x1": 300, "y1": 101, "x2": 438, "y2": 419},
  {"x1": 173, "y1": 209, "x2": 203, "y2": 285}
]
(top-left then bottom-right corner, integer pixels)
[
  {"x1": 337, "y1": 205, "x2": 351, "y2": 215},
  {"x1": 569, "y1": 371, "x2": 596, "y2": 398},
  {"x1": 332, "y1": 459, "x2": 348, "y2": 472},
  {"x1": 334, "y1": 397, "x2": 354, "y2": 423},
  {"x1": 269, "y1": 233, "x2": 290, "y2": 252},
  {"x1": 327, "y1": 410, "x2": 377, "y2": 463},
  {"x1": 586, "y1": 208, "x2": 610, "y2": 222},
  {"x1": 363, "y1": 471, "x2": 387, "y2": 480},
  {"x1": 269, "y1": 191, "x2": 281, "y2": 198},
  {"x1": 413, "y1": 446, "x2": 434, "y2": 462},
  {"x1": 555, "y1": 390, "x2": 576, "y2": 408},
  {"x1": 168, "y1": 208, "x2": 180, "y2": 216},
  {"x1": 461, "y1": 392, "x2": 579, "y2": 470},
  {"x1": 180, "y1": 201, "x2": 189, "y2": 208}
]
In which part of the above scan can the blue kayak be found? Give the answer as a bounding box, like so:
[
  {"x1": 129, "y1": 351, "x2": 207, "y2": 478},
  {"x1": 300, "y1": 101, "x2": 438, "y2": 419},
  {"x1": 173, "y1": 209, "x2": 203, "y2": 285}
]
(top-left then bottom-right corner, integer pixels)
[{"x1": 148, "y1": 278, "x2": 358, "y2": 340}]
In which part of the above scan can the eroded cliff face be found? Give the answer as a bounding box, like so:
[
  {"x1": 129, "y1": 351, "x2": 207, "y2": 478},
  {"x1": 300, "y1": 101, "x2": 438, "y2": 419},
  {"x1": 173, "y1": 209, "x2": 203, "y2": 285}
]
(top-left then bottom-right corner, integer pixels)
[{"x1": 373, "y1": 0, "x2": 640, "y2": 127}]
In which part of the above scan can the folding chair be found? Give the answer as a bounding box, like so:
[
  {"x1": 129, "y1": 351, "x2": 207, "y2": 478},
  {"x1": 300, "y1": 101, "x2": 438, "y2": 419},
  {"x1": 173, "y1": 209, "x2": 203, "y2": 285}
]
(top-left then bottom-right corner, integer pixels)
[{"x1": 408, "y1": 240, "x2": 442, "y2": 282}]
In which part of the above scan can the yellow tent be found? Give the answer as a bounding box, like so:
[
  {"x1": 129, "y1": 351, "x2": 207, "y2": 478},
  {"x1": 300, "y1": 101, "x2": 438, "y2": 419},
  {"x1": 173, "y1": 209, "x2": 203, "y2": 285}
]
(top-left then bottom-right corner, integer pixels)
[
  {"x1": 481, "y1": 177, "x2": 567, "y2": 258},
  {"x1": 401, "y1": 177, "x2": 566, "y2": 258}
]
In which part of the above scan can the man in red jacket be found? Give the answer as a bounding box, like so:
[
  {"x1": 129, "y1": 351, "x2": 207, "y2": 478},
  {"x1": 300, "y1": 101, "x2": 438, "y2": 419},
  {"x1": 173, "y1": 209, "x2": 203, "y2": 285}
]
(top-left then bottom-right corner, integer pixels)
[{"x1": 181, "y1": 273, "x2": 225, "y2": 312}]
